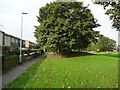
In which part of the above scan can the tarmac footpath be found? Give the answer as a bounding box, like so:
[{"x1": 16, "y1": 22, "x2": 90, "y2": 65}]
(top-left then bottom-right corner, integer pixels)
[{"x1": 2, "y1": 53, "x2": 46, "y2": 88}]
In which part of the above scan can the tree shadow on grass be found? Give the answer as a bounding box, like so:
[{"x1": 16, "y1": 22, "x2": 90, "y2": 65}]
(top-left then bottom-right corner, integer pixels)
[
  {"x1": 97, "y1": 52, "x2": 120, "y2": 58},
  {"x1": 4, "y1": 53, "x2": 47, "y2": 88},
  {"x1": 61, "y1": 51, "x2": 95, "y2": 58}
]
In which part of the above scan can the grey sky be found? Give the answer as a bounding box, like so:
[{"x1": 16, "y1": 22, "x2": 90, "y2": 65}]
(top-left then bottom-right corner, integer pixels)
[{"x1": 0, "y1": 0, "x2": 118, "y2": 45}]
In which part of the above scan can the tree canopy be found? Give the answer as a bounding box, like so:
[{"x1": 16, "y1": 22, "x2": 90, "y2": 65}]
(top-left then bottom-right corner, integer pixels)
[
  {"x1": 34, "y1": 1, "x2": 101, "y2": 54},
  {"x1": 88, "y1": 36, "x2": 116, "y2": 52},
  {"x1": 93, "y1": 1, "x2": 120, "y2": 31}
]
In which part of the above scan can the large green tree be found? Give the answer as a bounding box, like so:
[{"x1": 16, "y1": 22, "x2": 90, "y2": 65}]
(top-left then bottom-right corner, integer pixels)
[
  {"x1": 88, "y1": 36, "x2": 116, "y2": 51},
  {"x1": 34, "y1": 1, "x2": 100, "y2": 54},
  {"x1": 93, "y1": 0, "x2": 120, "y2": 31}
]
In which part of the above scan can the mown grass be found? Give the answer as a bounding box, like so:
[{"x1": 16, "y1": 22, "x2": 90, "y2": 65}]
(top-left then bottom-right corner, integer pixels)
[
  {"x1": 95, "y1": 52, "x2": 120, "y2": 58},
  {"x1": 5, "y1": 52, "x2": 118, "y2": 88}
]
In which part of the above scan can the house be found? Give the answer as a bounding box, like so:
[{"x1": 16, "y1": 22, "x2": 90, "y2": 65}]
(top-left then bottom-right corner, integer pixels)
[
  {"x1": 0, "y1": 30, "x2": 4, "y2": 55},
  {"x1": 0, "y1": 30, "x2": 38, "y2": 54}
]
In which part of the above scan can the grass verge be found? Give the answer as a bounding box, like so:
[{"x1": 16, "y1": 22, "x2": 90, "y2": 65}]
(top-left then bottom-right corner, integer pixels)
[{"x1": 5, "y1": 52, "x2": 118, "y2": 88}]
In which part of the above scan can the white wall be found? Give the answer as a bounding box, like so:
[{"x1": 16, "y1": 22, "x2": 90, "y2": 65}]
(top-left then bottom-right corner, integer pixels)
[
  {"x1": 0, "y1": 32, "x2": 3, "y2": 46},
  {"x1": 4, "y1": 35, "x2": 11, "y2": 46}
]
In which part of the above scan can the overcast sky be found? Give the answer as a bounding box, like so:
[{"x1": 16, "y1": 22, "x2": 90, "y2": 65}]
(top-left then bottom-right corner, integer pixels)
[{"x1": 0, "y1": 0, "x2": 118, "y2": 45}]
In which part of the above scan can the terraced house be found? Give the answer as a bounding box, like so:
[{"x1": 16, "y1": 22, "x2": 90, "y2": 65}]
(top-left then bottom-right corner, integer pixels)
[
  {"x1": 0, "y1": 30, "x2": 37, "y2": 54},
  {"x1": 0, "y1": 30, "x2": 39, "y2": 71}
]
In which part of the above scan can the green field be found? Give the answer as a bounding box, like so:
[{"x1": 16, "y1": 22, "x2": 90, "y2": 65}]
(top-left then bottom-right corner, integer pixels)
[{"x1": 5, "y1": 52, "x2": 118, "y2": 88}]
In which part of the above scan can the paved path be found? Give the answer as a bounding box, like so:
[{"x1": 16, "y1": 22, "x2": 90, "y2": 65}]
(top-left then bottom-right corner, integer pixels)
[{"x1": 2, "y1": 53, "x2": 45, "y2": 88}]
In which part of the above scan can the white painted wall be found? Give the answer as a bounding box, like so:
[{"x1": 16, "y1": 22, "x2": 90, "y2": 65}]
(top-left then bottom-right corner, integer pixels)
[
  {"x1": 4, "y1": 35, "x2": 11, "y2": 46},
  {"x1": 0, "y1": 32, "x2": 3, "y2": 46}
]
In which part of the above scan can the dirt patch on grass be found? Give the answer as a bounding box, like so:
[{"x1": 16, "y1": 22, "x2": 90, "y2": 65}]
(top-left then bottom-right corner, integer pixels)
[
  {"x1": 47, "y1": 51, "x2": 95, "y2": 58},
  {"x1": 47, "y1": 53, "x2": 63, "y2": 59}
]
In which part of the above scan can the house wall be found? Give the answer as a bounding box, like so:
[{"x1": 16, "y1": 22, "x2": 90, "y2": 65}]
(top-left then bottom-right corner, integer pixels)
[
  {"x1": 4, "y1": 34, "x2": 11, "y2": 46},
  {"x1": 0, "y1": 31, "x2": 3, "y2": 46},
  {"x1": 11, "y1": 37, "x2": 19, "y2": 48},
  {"x1": 0, "y1": 31, "x2": 3, "y2": 55},
  {"x1": 22, "y1": 40, "x2": 25, "y2": 48},
  {"x1": 1, "y1": 31, "x2": 37, "y2": 52},
  {"x1": 25, "y1": 40, "x2": 29, "y2": 48}
]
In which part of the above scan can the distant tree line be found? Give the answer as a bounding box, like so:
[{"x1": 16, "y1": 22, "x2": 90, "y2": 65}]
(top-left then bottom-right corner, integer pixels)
[{"x1": 87, "y1": 36, "x2": 116, "y2": 52}]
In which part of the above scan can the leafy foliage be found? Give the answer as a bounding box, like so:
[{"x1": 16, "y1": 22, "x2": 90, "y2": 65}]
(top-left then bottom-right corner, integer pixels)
[
  {"x1": 34, "y1": 1, "x2": 101, "y2": 54},
  {"x1": 88, "y1": 36, "x2": 116, "y2": 51},
  {"x1": 94, "y1": 1, "x2": 120, "y2": 31}
]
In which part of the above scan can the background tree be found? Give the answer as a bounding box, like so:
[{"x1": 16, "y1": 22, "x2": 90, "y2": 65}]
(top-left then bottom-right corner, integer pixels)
[
  {"x1": 34, "y1": 1, "x2": 101, "y2": 54},
  {"x1": 88, "y1": 36, "x2": 116, "y2": 52},
  {"x1": 93, "y1": 0, "x2": 120, "y2": 31}
]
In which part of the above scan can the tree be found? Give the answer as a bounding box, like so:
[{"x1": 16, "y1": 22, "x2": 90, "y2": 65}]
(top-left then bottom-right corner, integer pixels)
[
  {"x1": 88, "y1": 36, "x2": 116, "y2": 52},
  {"x1": 93, "y1": 1, "x2": 120, "y2": 31},
  {"x1": 34, "y1": 1, "x2": 101, "y2": 54}
]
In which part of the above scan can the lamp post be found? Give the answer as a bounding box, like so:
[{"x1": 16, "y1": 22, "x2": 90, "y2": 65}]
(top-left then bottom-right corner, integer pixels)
[{"x1": 19, "y1": 12, "x2": 27, "y2": 64}]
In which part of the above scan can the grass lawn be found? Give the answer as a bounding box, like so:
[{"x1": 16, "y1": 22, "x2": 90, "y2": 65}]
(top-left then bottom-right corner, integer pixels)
[{"x1": 5, "y1": 52, "x2": 118, "y2": 88}]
